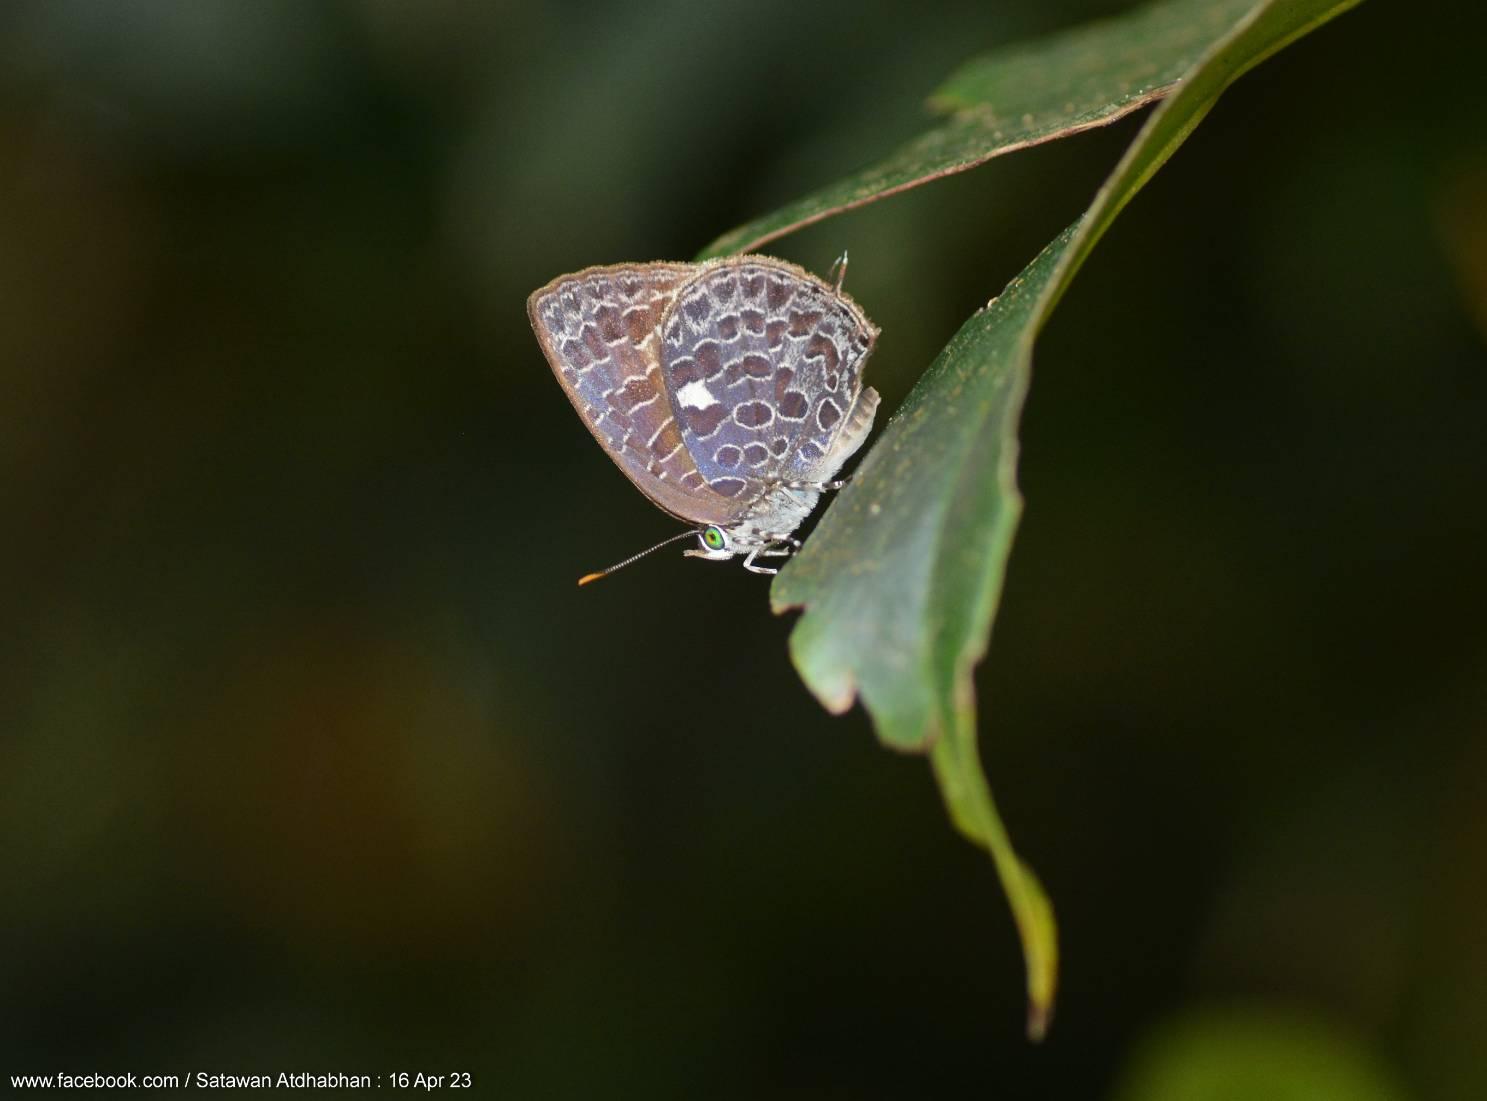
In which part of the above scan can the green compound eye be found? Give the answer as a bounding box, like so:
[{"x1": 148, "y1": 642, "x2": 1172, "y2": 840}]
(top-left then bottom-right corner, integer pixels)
[{"x1": 702, "y1": 526, "x2": 726, "y2": 551}]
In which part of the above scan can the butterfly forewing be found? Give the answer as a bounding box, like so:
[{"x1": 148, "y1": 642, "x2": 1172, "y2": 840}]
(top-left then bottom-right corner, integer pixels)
[{"x1": 527, "y1": 263, "x2": 737, "y2": 525}]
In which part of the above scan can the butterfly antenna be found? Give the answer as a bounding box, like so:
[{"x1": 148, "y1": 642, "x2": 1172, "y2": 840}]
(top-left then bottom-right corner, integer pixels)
[{"x1": 577, "y1": 529, "x2": 699, "y2": 586}]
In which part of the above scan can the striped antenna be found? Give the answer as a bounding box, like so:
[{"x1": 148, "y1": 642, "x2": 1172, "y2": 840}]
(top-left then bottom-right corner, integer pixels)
[{"x1": 577, "y1": 529, "x2": 699, "y2": 586}]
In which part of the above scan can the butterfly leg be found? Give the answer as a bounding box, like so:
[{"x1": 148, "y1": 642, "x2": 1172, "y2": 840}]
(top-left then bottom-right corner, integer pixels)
[
  {"x1": 742, "y1": 540, "x2": 797, "y2": 575},
  {"x1": 756, "y1": 529, "x2": 801, "y2": 552},
  {"x1": 742, "y1": 549, "x2": 778, "y2": 575},
  {"x1": 780, "y1": 477, "x2": 850, "y2": 492},
  {"x1": 829, "y1": 250, "x2": 850, "y2": 293}
]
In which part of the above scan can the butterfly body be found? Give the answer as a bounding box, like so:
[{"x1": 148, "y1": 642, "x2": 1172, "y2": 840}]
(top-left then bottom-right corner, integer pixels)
[{"x1": 527, "y1": 255, "x2": 879, "y2": 575}]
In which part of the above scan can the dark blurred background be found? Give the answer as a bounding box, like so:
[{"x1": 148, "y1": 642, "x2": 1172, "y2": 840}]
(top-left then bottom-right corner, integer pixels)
[{"x1": 2, "y1": 0, "x2": 1483, "y2": 1096}]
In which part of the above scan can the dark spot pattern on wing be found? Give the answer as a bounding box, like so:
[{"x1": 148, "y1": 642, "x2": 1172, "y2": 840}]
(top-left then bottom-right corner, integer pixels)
[
  {"x1": 529, "y1": 263, "x2": 738, "y2": 526},
  {"x1": 658, "y1": 259, "x2": 879, "y2": 506}
]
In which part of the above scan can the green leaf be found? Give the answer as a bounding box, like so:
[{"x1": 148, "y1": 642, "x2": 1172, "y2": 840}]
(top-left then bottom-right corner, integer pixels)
[
  {"x1": 698, "y1": 0, "x2": 1257, "y2": 261},
  {"x1": 770, "y1": 0, "x2": 1363, "y2": 1036},
  {"x1": 1111, "y1": 1008, "x2": 1410, "y2": 1101}
]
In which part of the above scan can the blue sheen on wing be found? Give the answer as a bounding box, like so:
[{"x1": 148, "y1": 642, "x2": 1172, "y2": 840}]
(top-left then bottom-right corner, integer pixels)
[{"x1": 660, "y1": 259, "x2": 877, "y2": 492}]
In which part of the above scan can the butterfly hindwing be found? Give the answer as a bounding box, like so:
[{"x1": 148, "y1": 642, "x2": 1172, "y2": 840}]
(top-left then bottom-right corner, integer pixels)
[{"x1": 659, "y1": 258, "x2": 878, "y2": 505}]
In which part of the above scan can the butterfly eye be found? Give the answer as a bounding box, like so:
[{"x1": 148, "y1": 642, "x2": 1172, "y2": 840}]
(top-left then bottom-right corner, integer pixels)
[{"x1": 702, "y1": 526, "x2": 726, "y2": 552}]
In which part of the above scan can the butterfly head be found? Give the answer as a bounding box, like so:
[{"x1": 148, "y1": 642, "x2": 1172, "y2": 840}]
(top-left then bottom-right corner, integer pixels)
[{"x1": 682, "y1": 524, "x2": 735, "y2": 563}]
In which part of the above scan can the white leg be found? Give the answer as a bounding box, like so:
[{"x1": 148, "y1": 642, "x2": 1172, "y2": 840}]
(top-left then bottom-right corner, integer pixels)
[
  {"x1": 782, "y1": 477, "x2": 849, "y2": 492},
  {"x1": 742, "y1": 548, "x2": 778, "y2": 576},
  {"x1": 829, "y1": 250, "x2": 849, "y2": 293}
]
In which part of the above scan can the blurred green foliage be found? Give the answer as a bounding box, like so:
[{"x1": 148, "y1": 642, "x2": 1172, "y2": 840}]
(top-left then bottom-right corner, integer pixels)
[
  {"x1": 1112, "y1": 1007, "x2": 1408, "y2": 1101},
  {"x1": 2, "y1": 1, "x2": 1484, "y2": 1097}
]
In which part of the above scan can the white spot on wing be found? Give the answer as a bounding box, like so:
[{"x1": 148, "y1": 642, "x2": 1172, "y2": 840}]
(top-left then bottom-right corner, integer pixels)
[{"x1": 677, "y1": 379, "x2": 717, "y2": 409}]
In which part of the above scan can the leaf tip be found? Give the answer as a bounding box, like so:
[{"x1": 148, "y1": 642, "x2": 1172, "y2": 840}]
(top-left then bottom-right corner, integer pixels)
[
  {"x1": 1026, "y1": 999, "x2": 1054, "y2": 1043},
  {"x1": 815, "y1": 670, "x2": 860, "y2": 716}
]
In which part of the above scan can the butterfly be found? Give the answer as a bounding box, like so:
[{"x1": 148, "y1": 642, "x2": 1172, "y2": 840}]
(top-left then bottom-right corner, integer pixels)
[{"x1": 527, "y1": 254, "x2": 879, "y2": 583}]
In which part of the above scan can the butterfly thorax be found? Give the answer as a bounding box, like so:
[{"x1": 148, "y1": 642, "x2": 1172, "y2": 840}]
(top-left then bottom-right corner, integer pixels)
[{"x1": 729, "y1": 482, "x2": 821, "y2": 546}]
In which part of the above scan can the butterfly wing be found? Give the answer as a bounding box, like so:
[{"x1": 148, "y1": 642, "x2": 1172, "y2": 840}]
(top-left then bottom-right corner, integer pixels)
[
  {"x1": 658, "y1": 257, "x2": 879, "y2": 508},
  {"x1": 528, "y1": 263, "x2": 739, "y2": 526}
]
